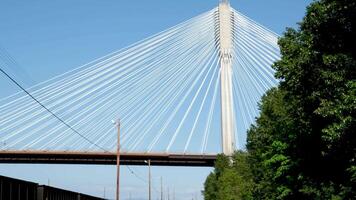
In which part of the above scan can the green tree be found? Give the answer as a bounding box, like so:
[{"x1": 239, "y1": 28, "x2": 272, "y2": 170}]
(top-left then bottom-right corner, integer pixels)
[
  {"x1": 272, "y1": 0, "x2": 355, "y2": 198},
  {"x1": 247, "y1": 0, "x2": 356, "y2": 199},
  {"x1": 247, "y1": 88, "x2": 299, "y2": 199},
  {"x1": 203, "y1": 152, "x2": 253, "y2": 200},
  {"x1": 205, "y1": 0, "x2": 355, "y2": 199}
]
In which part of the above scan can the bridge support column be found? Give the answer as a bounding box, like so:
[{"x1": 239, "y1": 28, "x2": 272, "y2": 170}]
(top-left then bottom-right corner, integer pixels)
[{"x1": 218, "y1": 0, "x2": 235, "y2": 156}]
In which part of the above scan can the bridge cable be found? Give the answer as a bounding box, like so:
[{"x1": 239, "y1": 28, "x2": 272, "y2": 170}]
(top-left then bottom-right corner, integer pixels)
[{"x1": 0, "y1": 68, "x2": 108, "y2": 152}]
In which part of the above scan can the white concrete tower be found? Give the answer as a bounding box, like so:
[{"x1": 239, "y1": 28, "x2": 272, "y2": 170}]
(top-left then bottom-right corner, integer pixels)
[{"x1": 218, "y1": 0, "x2": 235, "y2": 155}]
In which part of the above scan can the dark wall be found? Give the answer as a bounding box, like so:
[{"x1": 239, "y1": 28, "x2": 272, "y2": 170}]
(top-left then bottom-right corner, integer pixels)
[
  {"x1": 0, "y1": 175, "x2": 37, "y2": 200},
  {"x1": 0, "y1": 175, "x2": 104, "y2": 200}
]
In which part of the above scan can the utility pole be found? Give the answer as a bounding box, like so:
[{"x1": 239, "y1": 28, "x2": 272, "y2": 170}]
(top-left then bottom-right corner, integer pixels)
[
  {"x1": 160, "y1": 176, "x2": 163, "y2": 200},
  {"x1": 115, "y1": 119, "x2": 121, "y2": 200},
  {"x1": 167, "y1": 187, "x2": 170, "y2": 200},
  {"x1": 173, "y1": 188, "x2": 175, "y2": 200},
  {"x1": 149, "y1": 159, "x2": 151, "y2": 200},
  {"x1": 145, "y1": 159, "x2": 152, "y2": 200}
]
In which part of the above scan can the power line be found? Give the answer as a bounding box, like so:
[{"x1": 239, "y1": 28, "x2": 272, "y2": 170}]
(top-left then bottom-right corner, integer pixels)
[
  {"x1": 0, "y1": 46, "x2": 35, "y2": 85},
  {"x1": 126, "y1": 166, "x2": 147, "y2": 183},
  {"x1": 0, "y1": 68, "x2": 108, "y2": 152},
  {"x1": 126, "y1": 166, "x2": 160, "y2": 194}
]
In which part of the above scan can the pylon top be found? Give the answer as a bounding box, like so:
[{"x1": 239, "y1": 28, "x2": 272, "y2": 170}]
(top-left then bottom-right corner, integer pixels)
[{"x1": 220, "y1": 0, "x2": 229, "y2": 5}]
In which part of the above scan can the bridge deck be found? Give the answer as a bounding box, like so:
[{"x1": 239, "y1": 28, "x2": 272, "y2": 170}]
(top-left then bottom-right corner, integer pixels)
[{"x1": 0, "y1": 151, "x2": 216, "y2": 167}]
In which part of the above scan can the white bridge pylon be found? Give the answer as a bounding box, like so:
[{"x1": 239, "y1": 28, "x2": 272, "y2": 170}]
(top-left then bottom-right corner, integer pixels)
[{"x1": 217, "y1": 0, "x2": 235, "y2": 156}]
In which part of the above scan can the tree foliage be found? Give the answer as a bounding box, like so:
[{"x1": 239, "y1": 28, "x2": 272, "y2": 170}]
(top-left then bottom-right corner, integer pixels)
[
  {"x1": 204, "y1": 0, "x2": 355, "y2": 199},
  {"x1": 203, "y1": 152, "x2": 254, "y2": 200}
]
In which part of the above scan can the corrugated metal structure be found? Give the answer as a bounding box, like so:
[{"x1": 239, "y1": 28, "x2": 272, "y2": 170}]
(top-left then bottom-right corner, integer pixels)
[
  {"x1": 0, "y1": 175, "x2": 37, "y2": 200},
  {"x1": 0, "y1": 175, "x2": 104, "y2": 200}
]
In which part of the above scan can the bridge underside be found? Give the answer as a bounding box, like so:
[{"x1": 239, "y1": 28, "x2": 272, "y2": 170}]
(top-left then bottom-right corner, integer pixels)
[{"x1": 0, "y1": 151, "x2": 216, "y2": 167}]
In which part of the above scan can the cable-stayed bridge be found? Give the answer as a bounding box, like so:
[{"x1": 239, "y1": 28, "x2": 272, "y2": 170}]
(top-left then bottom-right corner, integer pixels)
[{"x1": 0, "y1": 1, "x2": 280, "y2": 167}]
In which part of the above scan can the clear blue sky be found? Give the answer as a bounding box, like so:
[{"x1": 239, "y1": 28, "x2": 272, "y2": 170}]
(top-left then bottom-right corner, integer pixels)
[{"x1": 0, "y1": 0, "x2": 312, "y2": 199}]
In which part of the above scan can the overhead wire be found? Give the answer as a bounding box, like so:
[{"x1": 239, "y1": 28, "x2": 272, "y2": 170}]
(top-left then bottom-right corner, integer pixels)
[{"x1": 0, "y1": 68, "x2": 108, "y2": 152}]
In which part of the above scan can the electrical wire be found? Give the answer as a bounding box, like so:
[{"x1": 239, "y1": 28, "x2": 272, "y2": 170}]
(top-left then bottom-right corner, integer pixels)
[{"x1": 0, "y1": 68, "x2": 108, "y2": 152}]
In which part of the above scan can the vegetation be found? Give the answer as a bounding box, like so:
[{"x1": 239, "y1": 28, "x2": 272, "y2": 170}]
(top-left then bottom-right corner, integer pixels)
[
  {"x1": 204, "y1": 152, "x2": 254, "y2": 200},
  {"x1": 204, "y1": 0, "x2": 355, "y2": 199}
]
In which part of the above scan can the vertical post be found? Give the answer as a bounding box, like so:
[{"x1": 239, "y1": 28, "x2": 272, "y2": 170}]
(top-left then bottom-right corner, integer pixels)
[
  {"x1": 173, "y1": 188, "x2": 175, "y2": 200},
  {"x1": 18, "y1": 184, "x2": 21, "y2": 200},
  {"x1": 148, "y1": 159, "x2": 151, "y2": 200},
  {"x1": 116, "y1": 120, "x2": 121, "y2": 200},
  {"x1": 160, "y1": 177, "x2": 163, "y2": 200},
  {"x1": 37, "y1": 186, "x2": 44, "y2": 200},
  {"x1": 26, "y1": 186, "x2": 28, "y2": 200},
  {"x1": 0, "y1": 179, "x2": 2, "y2": 200},
  {"x1": 218, "y1": 0, "x2": 235, "y2": 156},
  {"x1": 9, "y1": 182, "x2": 12, "y2": 200},
  {"x1": 103, "y1": 187, "x2": 106, "y2": 199}
]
